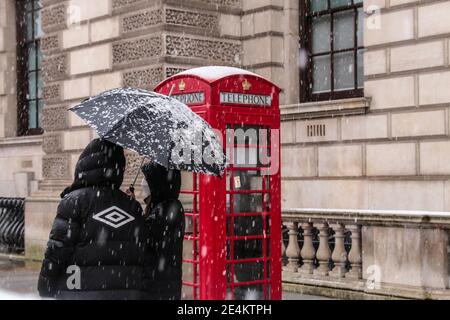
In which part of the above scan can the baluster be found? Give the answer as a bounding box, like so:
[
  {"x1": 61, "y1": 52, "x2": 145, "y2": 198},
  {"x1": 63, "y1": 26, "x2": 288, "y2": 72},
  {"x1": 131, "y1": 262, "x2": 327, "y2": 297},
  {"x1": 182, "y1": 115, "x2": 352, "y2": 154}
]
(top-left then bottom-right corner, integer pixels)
[
  {"x1": 299, "y1": 222, "x2": 315, "y2": 275},
  {"x1": 314, "y1": 222, "x2": 331, "y2": 276},
  {"x1": 285, "y1": 222, "x2": 301, "y2": 272},
  {"x1": 329, "y1": 223, "x2": 348, "y2": 278},
  {"x1": 347, "y1": 224, "x2": 362, "y2": 279}
]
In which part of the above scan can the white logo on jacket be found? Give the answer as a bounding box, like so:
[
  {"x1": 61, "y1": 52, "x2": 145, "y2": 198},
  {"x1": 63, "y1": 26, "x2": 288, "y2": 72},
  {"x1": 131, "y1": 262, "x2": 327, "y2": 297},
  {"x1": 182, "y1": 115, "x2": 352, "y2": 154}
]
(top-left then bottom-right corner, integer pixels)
[{"x1": 92, "y1": 206, "x2": 135, "y2": 229}]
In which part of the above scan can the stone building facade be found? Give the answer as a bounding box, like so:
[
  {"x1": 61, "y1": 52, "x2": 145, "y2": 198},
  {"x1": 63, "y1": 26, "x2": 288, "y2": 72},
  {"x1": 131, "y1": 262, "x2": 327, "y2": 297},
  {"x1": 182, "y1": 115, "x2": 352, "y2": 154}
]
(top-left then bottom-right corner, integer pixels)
[
  {"x1": 282, "y1": 0, "x2": 450, "y2": 215},
  {"x1": 0, "y1": 0, "x2": 450, "y2": 269}
]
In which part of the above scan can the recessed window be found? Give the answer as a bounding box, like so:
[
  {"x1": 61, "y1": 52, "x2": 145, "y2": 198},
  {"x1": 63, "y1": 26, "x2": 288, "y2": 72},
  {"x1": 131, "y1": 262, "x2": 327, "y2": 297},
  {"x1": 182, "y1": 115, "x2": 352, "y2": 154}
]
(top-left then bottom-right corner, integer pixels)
[
  {"x1": 300, "y1": 0, "x2": 364, "y2": 102},
  {"x1": 16, "y1": 0, "x2": 44, "y2": 136}
]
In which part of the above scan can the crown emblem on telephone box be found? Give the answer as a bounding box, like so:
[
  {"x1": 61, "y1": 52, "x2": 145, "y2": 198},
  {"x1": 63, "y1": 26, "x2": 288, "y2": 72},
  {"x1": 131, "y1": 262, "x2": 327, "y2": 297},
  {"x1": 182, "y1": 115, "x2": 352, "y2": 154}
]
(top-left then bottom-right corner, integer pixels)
[
  {"x1": 242, "y1": 79, "x2": 251, "y2": 91},
  {"x1": 179, "y1": 80, "x2": 186, "y2": 91}
]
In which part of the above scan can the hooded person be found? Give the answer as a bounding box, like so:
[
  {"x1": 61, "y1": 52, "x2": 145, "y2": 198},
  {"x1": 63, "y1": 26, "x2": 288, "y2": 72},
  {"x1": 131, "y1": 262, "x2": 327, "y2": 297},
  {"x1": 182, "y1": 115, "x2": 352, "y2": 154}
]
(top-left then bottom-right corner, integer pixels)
[
  {"x1": 37, "y1": 138, "x2": 150, "y2": 300},
  {"x1": 141, "y1": 163, "x2": 185, "y2": 300}
]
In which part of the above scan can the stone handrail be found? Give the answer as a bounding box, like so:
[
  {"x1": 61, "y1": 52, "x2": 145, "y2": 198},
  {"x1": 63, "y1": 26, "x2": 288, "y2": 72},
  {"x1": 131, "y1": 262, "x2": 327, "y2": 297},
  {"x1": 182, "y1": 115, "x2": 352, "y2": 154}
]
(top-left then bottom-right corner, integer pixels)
[
  {"x1": 283, "y1": 208, "x2": 450, "y2": 226},
  {"x1": 282, "y1": 209, "x2": 362, "y2": 278},
  {"x1": 281, "y1": 208, "x2": 450, "y2": 299}
]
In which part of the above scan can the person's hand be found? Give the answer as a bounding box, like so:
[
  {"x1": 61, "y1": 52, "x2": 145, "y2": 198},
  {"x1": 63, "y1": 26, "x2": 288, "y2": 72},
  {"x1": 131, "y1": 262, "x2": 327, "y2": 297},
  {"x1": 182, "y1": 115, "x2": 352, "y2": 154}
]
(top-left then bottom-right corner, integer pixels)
[{"x1": 126, "y1": 188, "x2": 136, "y2": 199}]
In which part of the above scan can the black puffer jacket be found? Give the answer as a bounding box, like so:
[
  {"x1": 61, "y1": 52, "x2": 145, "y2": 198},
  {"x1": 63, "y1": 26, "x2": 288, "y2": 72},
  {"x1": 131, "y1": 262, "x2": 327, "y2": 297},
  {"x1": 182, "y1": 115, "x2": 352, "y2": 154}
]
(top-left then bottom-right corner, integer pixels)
[
  {"x1": 38, "y1": 139, "x2": 150, "y2": 300},
  {"x1": 142, "y1": 163, "x2": 185, "y2": 300}
]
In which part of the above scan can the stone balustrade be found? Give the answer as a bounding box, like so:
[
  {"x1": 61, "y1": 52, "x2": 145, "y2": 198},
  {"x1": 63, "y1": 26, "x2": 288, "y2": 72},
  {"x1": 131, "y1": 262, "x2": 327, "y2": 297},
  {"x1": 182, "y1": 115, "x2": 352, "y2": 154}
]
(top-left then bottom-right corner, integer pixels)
[{"x1": 282, "y1": 208, "x2": 450, "y2": 300}]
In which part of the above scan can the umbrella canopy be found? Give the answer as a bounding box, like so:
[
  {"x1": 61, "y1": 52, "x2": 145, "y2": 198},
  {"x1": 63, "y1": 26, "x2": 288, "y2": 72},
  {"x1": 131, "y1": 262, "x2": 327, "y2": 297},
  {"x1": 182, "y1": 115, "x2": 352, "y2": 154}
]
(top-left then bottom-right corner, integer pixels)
[{"x1": 69, "y1": 88, "x2": 227, "y2": 176}]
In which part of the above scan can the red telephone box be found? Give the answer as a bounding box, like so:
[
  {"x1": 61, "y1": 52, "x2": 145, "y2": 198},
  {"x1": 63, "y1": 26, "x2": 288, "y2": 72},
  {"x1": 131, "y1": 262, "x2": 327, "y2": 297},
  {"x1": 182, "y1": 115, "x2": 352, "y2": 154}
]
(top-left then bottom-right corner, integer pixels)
[{"x1": 155, "y1": 66, "x2": 281, "y2": 300}]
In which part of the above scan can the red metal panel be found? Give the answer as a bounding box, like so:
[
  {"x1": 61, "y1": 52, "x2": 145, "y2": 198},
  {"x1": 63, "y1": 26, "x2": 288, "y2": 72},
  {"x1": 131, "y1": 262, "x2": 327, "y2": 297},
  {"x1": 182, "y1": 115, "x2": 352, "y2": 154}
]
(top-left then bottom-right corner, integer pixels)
[
  {"x1": 270, "y1": 125, "x2": 282, "y2": 300},
  {"x1": 198, "y1": 110, "x2": 227, "y2": 300}
]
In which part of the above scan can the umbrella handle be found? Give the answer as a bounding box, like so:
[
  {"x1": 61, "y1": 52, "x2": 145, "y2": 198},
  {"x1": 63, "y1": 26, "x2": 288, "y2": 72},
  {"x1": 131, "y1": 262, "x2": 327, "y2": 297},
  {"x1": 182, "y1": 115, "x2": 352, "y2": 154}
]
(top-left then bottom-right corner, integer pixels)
[{"x1": 129, "y1": 157, "x2": 147, "y2": 193}]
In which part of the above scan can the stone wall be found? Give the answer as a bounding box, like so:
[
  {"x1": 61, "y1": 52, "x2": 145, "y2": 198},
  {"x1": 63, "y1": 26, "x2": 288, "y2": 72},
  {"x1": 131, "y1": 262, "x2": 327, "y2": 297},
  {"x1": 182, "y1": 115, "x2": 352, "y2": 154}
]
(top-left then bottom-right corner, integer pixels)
[
  {"x1": 281, "y1": 0, "x2": 450, "y2": 212},
  {"x1": 0, "y1": 136, "x2": 43, "y2": 197},
  {"x1": 0, "y1": 0, "x2": 43, "y2": 198}
]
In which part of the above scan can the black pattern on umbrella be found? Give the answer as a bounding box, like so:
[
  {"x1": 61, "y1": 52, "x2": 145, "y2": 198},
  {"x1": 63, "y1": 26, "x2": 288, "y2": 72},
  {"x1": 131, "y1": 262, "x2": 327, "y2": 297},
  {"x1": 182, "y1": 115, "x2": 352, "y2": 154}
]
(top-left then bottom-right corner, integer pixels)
[{"x1": 70, "y1": 88, "x2": 227, "y2": 176}]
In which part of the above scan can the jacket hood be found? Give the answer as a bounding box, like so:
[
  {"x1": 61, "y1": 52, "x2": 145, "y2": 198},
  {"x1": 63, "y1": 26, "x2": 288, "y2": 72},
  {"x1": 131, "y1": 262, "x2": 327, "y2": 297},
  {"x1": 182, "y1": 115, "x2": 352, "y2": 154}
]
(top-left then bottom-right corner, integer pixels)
[
  {"x1": 141, "y1": 163, "x2": 181, "y2": 207},
  {"x1": 61, "y1": 139, "x2": 126, "y2": 198}
]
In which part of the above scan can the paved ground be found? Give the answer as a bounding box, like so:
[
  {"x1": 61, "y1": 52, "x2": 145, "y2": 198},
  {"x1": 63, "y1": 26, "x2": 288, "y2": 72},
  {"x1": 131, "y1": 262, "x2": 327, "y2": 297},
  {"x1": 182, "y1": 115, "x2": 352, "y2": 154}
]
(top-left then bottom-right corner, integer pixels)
[{"x1": 0, "y1": 258, "x2": 330, "y2": 300}]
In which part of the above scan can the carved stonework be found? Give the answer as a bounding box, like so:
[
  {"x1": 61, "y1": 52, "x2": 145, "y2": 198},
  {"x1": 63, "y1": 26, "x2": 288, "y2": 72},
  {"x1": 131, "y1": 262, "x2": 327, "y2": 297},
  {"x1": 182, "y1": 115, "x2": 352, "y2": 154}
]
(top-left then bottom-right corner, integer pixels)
[
  {"x1": 114, "y1": 0, "x2": 240, "y2": 9},
  {"x1": 195, "y1": 0, "x2": 240, "y2": 6},
  {"x1": 43, "y1": 155, "x2": 70, "y2": 179},
  {"x1": 123, "y1": 66, "x2": 164, "y2": 90},
  {"x1": 112, "y1": 0, "x2": 146, "y2": 10},
  {"x1": 165, "y1": 67, "x2": 187, "y2": 78},
  {"x1": 41, "y1": 3, "x2": 66, "y2": 33},
  {"x1": 165, "y1": 35, "x2": 241, "y2": 64},
  {"x1": 165, "y1": 8, "x2": 218, "y2": 30},
  {"x1": 43, "y1": 84, "x2": 61, "y2": 103},
  {"x1": 42, "y1": 54, "x2": 67, "y2": 82},
  {"x1": 41, "y1": 34, "x2": 60, "y2": 54},
  {"x1": 41, "y1": 105, "x2": 68, "y2": 131},
  {"x1": 122, "y1": 9, "x2": 163, "y2": 33},
  {"x1": 125, "y1": 151, "x2": 145, "y2": 177},
  {"x1": 43, "y1": 133, "x2": 62, "y2": 154},
  {"x1": 112, "y1": 36, "x2": 163, "y2": 65}
]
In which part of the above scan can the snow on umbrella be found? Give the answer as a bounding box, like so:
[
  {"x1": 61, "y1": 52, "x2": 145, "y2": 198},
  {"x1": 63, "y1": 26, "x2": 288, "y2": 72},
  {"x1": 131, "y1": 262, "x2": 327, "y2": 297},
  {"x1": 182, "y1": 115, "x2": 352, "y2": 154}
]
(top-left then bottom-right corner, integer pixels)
[{"x1": 69, "y1": 87, "x2": 227, "y2": 176}]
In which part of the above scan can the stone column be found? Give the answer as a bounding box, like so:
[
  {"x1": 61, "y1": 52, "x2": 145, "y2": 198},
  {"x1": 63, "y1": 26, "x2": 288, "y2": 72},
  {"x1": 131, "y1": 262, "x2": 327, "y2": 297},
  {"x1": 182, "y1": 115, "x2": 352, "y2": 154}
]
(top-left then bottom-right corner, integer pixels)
[
  {"x1": 282, "y1": 0, "x2": 300, "y2": 106},
  {"x1": 285, "y1": 222, "x2": 301, "y2": 272},
  {"x1": 329, "y1": 223, "x2": 348, "y2": 278},
  {"x1": 241, "y1": 0, "x2": 285, "y2": 103},
  {"x1": 299, "y1": 222, "x2": 315, "y2": 275},
  {"x1": 281, "y1": 228, "x2": 287, "y2": 265},
  {"x1": 347, "y1": 224, "x2": 362, "y2": 279},
  {"x1": 314, "y1": 222, "x2": 331, "y2": 276}
]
